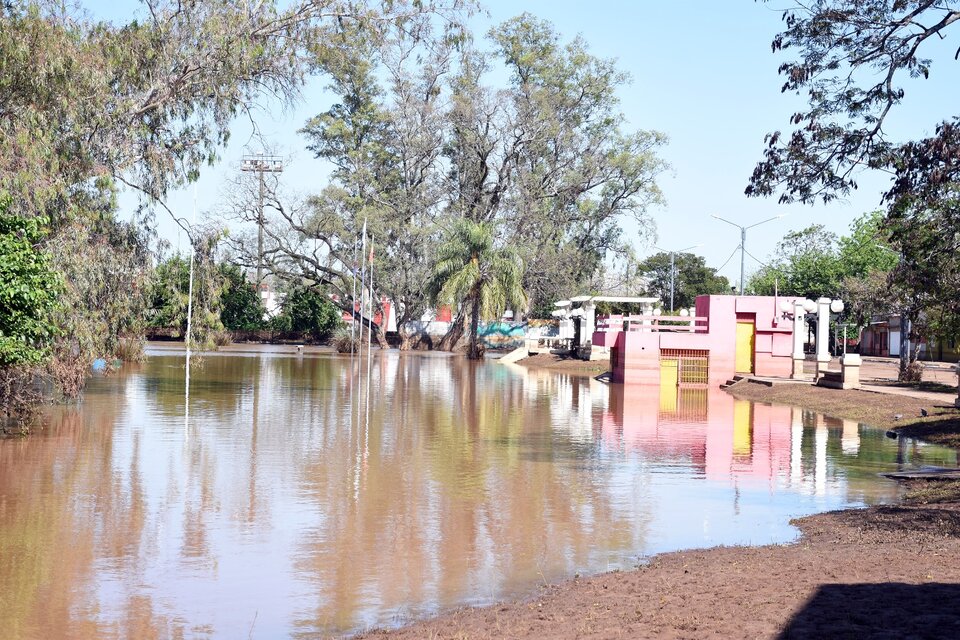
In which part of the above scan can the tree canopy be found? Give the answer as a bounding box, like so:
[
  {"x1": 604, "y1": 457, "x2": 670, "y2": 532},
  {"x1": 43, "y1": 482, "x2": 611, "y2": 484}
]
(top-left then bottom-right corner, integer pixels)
[
  {"x1": 636, "y1": 252, "x2": 730, "y2": 311},
  {"x1": 429, "y1": 219, "x2": 527, "y2": 359},
  {"x1": 747, "y1": 1, "x2": 960, "y2": 206},
  {"x1": 222, "y1": 12, "x2": 668, "y2": 345}
]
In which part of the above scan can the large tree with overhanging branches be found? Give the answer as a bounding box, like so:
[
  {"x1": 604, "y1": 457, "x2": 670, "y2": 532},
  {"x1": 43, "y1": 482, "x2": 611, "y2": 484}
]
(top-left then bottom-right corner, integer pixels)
[{"x1": 747, "y1": 0, "x2": 960, "y2": 379}]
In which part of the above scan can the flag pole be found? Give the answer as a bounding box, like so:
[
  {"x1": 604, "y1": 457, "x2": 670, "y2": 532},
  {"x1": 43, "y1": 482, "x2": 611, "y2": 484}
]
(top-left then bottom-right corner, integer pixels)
[
  {"x1": 350, "y1": 235, "x2": 358, "y2": 357},
  {"x1": 365, "y1": 236, "x2": 374, "y2": 430}
]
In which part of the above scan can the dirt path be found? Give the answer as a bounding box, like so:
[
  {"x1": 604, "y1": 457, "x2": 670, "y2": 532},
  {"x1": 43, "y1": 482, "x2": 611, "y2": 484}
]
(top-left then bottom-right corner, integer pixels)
[{"x1": 359, "y1": 490, "x2": 960, "y2": 639}]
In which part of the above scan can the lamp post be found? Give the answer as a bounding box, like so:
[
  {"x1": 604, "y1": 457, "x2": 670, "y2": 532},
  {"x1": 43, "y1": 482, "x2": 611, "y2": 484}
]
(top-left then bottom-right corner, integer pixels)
[
  {"x1": 655, "y1": 244, "x2": 701, "y2": 313},
  {"x1": 241, "y1": 154, "x2": 284, "y2": 285},
  {"x1": 711, "y1": 214, "x2": 785, "y2": 294}
]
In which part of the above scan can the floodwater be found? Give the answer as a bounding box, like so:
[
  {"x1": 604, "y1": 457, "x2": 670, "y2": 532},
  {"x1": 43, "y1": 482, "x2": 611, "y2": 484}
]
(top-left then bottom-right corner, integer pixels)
[{"x1": 0, "y1": 347, "x2": 956, "y2": 638}]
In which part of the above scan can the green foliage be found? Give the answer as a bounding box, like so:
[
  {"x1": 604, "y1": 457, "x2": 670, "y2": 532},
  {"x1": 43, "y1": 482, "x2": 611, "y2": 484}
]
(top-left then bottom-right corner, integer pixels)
[
  {"x1": 429, "y1": 219, "x2": 527, "y2": 359},
  {"x1": 273, "y1": 286, "x2": 342, "y2": 340},
  {"x1": 219, "y1": 264, "x2": 266, "y2": 331},
  {"x1": 276, "y1": 11, "x2": 666, "y2": 347},
  {"x1": 748, "y1": 2, "x2": 960, "y2": 205},
  {"x1": 636, "y1": 252, "x2": 730, "y2": 311},
  {"x1": 145, "y1": 235, "x2": 225, "y2": 349},
  {"x1": 750, "y1": 215, "x2": 901, "y2": 298},
  {"x1": 749, "y1": 225, "x2": 842, "y2": 299},
  {"x1": 0, "y1": 195, "x2": 60, "y2": 366},
  {"x1": 146, "y1": 255, "x2": 191, "y2": 333}
]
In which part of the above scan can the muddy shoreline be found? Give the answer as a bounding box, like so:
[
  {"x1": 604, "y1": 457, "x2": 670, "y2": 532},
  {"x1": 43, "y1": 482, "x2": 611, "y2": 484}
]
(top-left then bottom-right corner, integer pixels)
[
  {"x1": 358, "y1": 373, "x2": 960, "y2": 639},
  {"x1": 359, "y1": 488, "x2": 960, "y2": 639}
]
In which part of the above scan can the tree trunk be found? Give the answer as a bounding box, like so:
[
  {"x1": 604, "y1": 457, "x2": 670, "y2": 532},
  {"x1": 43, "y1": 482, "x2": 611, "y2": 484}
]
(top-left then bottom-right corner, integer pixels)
[
  {"x1": 898, "y1": 311, "x2": 910, "y2": 380},
  {"x1": 398, "y1": 325, "x2": 413, "y2": 351},
  {"x1": 468, "y1": 301, "x2": 481, "y2": 360},
  {"x1": 898, "y1": 310, "x2": 922, "y2": 382},
  {"x1": 438, "y1": 314, "x2": 465, "y2": 352}
]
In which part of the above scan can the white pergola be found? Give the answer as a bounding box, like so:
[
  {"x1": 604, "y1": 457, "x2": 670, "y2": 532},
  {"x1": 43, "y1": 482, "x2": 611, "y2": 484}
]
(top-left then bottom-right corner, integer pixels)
[{"x1": 554, "y1": 295, "x2": 661, "y2": 348}]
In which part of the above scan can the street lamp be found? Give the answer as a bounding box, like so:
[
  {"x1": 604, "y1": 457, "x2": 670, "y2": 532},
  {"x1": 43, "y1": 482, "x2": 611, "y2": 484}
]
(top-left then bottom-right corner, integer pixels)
[
  {"x1": 711, "y1": 214, "x2": 786, "y2": 295},
  {"x1": 241, "y1": 154, "x2": 284, "y2": 285},
  {"x1": 655, "y1": 243, "x2": 701, "y2": 313}
]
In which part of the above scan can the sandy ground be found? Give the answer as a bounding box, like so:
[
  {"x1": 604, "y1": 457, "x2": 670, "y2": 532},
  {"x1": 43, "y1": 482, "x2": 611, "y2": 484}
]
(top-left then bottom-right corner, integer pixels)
[
  {"x1": 514, "y1": 352, "x2": 608, "y2": 374},
  {"x1": 356, "y1": 356, "x2": 960, "y2": 639}
]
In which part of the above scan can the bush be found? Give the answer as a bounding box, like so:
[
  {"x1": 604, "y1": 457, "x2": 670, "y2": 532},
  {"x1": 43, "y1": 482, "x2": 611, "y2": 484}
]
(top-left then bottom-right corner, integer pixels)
[
  {"x1": 332, "y1": 327, "x2": 359, "y2": 353},
  {"x1": 211, "y1": 330, "x2": 232, "y2": 347},
  {"x1": 220, "y1": 263, "x2": 267, "y2": 331},
  {"x1": 115, "y1": 337, "x2": 145, "y2": 362},
  {"x1": 274, "y1": 285, "x2": 342, "y2": 340}
]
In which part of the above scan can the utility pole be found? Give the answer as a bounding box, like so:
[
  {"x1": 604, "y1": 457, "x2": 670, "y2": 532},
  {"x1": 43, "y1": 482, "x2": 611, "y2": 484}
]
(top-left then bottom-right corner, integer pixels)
[
  {"x1": 241, "y1": 154, "x2": 284, "y2": 285},
  {"x1": 711, "y1": 214, "x2": 785, "y2": 294},
  {"x1": 656, "y1": 243, "x2": 700, "y2": 313}
]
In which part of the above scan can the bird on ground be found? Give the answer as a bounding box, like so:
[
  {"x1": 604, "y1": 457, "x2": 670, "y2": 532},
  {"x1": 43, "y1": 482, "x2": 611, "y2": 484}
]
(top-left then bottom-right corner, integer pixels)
[
  {"x1": 893, "y1": 414, "x2": 903, "y2": 421},
  {"x1": 921, "y1": 408, "x2": 929, "y2": 417}
]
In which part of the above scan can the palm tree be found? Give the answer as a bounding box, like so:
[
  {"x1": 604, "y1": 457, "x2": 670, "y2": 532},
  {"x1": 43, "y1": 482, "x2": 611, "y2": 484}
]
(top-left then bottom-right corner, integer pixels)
[{"x1": 429, "y1": 220, "x2": 527, "y2": 360}]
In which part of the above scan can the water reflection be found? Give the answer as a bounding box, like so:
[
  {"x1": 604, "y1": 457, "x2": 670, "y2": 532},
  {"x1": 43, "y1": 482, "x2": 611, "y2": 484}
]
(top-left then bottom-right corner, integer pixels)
[{"x1": 0, "y1": 352, "x2": 955, "y2": 638}]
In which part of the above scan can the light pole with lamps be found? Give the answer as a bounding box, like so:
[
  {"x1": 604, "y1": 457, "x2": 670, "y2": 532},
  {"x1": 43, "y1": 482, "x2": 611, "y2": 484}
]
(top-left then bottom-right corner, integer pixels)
[
  {"x1": 241, "y1": 154, "x2": 284, "y2": 285},
  {"x1": 655, "y1": 244, "x2": 701, "y2": 313},
  {"x1": 711, "y1": 214, "x2": 786, "y2": 294}
]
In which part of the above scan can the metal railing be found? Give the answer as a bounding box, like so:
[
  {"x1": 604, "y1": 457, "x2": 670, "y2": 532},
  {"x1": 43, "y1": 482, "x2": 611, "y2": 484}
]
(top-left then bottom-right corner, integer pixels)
[{"x1": 596, "y1": 315, "x2": 708, "y2": 333}]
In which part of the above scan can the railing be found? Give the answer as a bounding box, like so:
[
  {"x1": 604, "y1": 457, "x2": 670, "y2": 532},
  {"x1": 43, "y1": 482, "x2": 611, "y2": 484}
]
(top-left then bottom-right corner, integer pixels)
[{"x1": 596, "y1": 315, "x2": 708, "y2": 333}]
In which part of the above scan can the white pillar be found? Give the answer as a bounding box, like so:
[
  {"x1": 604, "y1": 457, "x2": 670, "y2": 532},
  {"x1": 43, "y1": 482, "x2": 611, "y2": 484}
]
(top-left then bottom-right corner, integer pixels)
[
  {"x1": 792, "y1": 301, "x2": 806, "y2": 379},
  {"x1": 583, "y1": 301, "x2": 596, "y2": 346},
  {"x1": 815, "y1": 297, "x2": 832, "y2": 379}
]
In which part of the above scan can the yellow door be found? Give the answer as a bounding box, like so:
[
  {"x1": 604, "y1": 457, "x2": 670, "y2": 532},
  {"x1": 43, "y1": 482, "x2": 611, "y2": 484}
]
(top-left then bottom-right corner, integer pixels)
[
  {"x1": 735, "y1": 321, "x2": 755, "y2": 373},
  {"x1": 659, "y1": 359, "x2": 678, "y2": 411}
]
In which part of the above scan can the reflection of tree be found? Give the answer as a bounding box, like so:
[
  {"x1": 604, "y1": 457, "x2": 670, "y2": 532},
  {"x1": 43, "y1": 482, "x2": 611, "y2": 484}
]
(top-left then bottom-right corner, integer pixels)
[
  {"x1": 290, "y1": 354, "x2": 651, "y2": 635},
  {"x1": 0, "y1": 379, "x2": 180, "y2": 638}
]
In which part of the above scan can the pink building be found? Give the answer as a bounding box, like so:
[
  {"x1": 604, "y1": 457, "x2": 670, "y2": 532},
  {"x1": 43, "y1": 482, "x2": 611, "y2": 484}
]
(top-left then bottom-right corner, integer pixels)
[{"x1": 603, "y1": 295, "x2": 801, "y2": 386}]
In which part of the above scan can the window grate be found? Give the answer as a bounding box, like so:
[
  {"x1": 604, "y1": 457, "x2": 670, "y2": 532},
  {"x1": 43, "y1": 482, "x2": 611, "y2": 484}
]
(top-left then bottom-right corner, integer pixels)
[{"x1": 660, "y1": 349, "x2": 709, "y2": 385}]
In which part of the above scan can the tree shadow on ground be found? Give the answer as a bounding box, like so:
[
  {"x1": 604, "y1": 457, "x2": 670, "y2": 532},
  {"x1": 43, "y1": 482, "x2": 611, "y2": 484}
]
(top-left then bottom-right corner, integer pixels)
[{"x1": 779, "y1": 583, "x2": 960, "y2": 639}]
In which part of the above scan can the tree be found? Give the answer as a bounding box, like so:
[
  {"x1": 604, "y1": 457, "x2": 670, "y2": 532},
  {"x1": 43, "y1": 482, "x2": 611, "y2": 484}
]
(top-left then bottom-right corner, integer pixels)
[
  {"x1": 0, "y1": 194, "x2": 60, "y2": 426},
  {"x1": 219, "y1": 264, "x2": 267, "y2": 332},
  {"x1": 0, "y1": 0, "x2": 462, "y2": 418},
  {"x1": 429, "y1": 220, "x2": 527, "y2": 359},
  {"x1": 749, "y1": 225, "x2": 842, "y2": 299},
  {"x1": 145, "y1": 232, "x2": 225, "y2": 351},
  {"x1": 224, "y1": 12, "x2": 667, "y2": 351},
  {"x1": 747, "y1": 2, "x2": 960, "y2": 379},
  {"x1": 0, "y1": 195, "x2": 59, "y2": 367},
  {"x1": 636, "y1": 252, "x2": 730, "y2": 311},
  {"x1": 747, "y1": 1, "x2": 960, "y2": 205},
  {"x1": 271, "y1": 285, "x2": 343, "y2": 340}
]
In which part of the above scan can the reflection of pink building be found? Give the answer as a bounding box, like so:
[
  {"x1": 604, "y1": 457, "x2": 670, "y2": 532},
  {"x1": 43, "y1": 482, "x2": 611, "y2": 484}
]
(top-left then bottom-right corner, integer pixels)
[
  {"x1": 606, "y1": 295, "x2": 799, "y2": 386},
  {"x1": 600, "y1": 386, "x2": 795, "y2": 486}
]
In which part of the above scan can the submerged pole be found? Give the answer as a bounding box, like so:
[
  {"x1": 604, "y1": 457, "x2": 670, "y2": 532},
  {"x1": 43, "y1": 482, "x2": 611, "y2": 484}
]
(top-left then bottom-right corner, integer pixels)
[
  {"x1": 365, "y1": 236, "x2": 374, "y2": 429},
  {"x1": 350, "y1": 235, "x2": 358, "y2": 357}
]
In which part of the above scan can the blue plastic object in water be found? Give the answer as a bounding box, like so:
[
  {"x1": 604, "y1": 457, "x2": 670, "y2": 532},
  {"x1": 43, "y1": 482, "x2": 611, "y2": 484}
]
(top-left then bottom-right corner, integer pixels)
[{"x1": 91, "y1": 358, "x2": 108, "y2": 373}]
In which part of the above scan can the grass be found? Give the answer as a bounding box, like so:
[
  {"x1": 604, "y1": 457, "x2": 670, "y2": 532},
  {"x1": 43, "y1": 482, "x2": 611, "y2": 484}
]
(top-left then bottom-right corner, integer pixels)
[{"x1": 904, "y1": 479, "x2": 960, "y2": 505}]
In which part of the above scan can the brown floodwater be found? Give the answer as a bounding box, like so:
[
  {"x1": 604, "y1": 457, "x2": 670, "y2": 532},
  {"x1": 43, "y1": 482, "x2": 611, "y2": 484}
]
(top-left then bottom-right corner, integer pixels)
[{"x1": 0, "y1": 346, "x2": 956, "y2": 638}]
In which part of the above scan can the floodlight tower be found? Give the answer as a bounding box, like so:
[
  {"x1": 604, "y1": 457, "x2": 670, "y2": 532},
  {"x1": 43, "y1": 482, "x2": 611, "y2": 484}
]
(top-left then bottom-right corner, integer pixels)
[{"x1": 241, "y1": 154, "x2": 284, "y2": 284}]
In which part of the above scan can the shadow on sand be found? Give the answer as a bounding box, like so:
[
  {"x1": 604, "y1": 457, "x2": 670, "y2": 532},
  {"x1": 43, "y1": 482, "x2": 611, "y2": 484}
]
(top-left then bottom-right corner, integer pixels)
[{"x1": 779, "y1": 583, "x2": 960, "y2": 639}]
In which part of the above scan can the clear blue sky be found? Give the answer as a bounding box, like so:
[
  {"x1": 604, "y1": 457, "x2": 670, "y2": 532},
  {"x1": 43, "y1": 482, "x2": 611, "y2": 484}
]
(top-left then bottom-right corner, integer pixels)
[{"x1": 89, "y1": 0, "x2": 960, "y2": 287}]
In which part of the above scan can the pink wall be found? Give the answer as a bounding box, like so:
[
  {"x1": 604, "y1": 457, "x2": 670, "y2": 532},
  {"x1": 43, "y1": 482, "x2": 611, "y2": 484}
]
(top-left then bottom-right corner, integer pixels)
[{"x1": 611, "y1": 295, "x2": 800, "y2": 385}]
